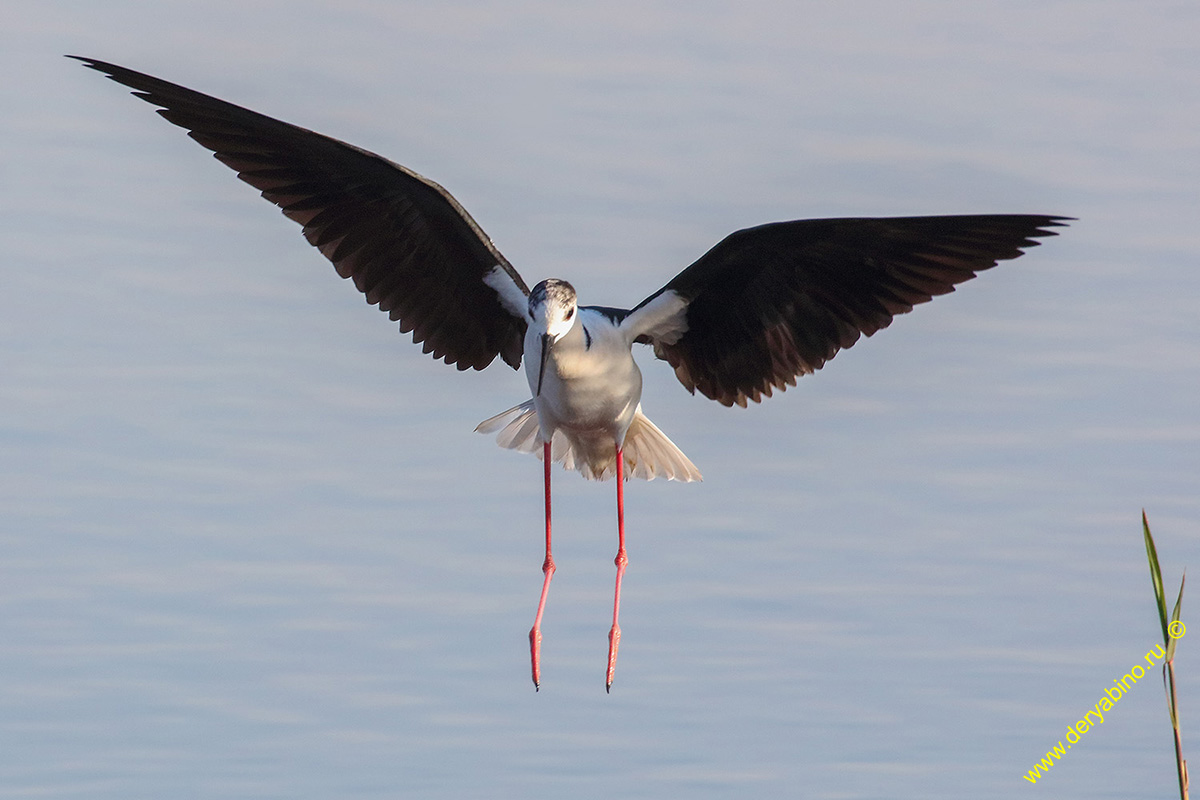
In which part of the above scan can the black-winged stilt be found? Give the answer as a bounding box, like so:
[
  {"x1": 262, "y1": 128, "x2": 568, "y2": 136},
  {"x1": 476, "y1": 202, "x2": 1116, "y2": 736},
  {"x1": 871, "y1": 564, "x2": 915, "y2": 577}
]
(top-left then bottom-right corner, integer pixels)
[{"x1": 72, "y1": 56, "x2": 1069, "y2": 691}]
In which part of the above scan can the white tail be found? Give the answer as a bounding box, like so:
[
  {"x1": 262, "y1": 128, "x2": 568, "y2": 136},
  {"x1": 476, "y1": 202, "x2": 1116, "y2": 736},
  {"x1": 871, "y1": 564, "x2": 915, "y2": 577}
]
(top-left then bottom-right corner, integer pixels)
[{"x1": 476, "y1": 401, "x2": 702, "y2": 482}]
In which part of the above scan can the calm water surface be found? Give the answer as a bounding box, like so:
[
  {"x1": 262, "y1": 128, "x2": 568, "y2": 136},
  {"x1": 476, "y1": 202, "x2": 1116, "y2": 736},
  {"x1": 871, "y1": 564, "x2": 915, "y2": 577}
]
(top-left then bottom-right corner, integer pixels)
[{"x1": 3, "y1": 2, "x2": 1200, "y2": 797}]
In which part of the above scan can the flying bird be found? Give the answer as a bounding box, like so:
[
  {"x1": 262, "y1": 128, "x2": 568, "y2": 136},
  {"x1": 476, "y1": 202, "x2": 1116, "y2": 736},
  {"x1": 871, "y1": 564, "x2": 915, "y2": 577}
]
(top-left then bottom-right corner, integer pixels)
[{"x1": 71, "y1": 55, "x2": 1069, "y2": 691}]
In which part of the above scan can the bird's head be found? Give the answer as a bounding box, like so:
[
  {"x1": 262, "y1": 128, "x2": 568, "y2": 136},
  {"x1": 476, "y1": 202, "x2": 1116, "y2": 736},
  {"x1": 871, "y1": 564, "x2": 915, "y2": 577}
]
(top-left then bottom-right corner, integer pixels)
[
  {"x1": 528, "y1": 279, "x2": 577, "y2": 395},
  {"x1": 528, "y1": 278, "x2": 577, "y2": 341}
]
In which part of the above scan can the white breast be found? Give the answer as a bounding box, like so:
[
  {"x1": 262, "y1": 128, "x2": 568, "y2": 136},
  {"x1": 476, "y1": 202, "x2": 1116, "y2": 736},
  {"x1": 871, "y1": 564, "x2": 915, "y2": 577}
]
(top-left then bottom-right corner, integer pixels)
[{"x1": 525, "y1": 309, "x2": 643, "y2": 440}]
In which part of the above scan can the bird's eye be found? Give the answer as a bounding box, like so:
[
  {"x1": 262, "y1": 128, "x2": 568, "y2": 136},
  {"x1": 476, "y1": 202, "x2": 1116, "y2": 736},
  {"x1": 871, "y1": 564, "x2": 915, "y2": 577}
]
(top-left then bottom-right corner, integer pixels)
[{"x1": 565, "y1": 308, "x2": 575, "y2": 320}]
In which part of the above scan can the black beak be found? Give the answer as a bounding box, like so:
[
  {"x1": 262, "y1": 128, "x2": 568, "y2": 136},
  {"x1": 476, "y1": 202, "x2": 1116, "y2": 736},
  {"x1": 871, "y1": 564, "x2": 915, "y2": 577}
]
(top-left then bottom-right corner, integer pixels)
[{"x1": 536, "y1": 333, "x2": 551, "y2": 396}]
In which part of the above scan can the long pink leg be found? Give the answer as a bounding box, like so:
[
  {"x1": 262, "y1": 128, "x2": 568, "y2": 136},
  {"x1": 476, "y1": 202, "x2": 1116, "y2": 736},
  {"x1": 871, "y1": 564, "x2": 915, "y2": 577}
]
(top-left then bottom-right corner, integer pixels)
[
  {"x1": 606, "y1": 444, "x2": 627, "y2": 692},
  {"x1": 529, "y1": 440, "x2": 555, "y2": 690}
]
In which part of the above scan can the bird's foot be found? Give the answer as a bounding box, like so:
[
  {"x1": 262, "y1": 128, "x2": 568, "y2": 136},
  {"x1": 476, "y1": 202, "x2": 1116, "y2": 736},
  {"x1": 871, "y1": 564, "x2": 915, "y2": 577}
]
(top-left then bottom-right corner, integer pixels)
[
  {"x1": 605, "y1": 623, "x2": 621, "y2": 692},
  {"x1": 529, "y1": 626, "x2": 542, "y2": 690}
]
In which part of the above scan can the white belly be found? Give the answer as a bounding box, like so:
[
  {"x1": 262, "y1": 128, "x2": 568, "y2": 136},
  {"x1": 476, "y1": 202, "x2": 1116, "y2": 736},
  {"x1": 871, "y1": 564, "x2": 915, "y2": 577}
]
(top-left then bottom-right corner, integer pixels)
[
  {"x1": 524, "y1": 315, "x2": 643, "y2": 442},
  {"x1": 478, "y1": 308, "x2": 698, "y2": 482}
]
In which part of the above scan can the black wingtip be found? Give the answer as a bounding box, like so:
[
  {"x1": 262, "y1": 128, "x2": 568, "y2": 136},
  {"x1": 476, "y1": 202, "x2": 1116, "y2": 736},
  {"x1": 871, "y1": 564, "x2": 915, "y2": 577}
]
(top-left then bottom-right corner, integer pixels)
[
  {"x1": 1024, "y1": 215, "x2": 1075, "y2": 245},
  {"x1": 1034, "y1": 215, "x2": 1075, "y2": 233},
  {"x1": 67, "y1": 55, "x2": 130, "y2": 84},
  {"x1": 66, "y1": 54, "x2": 102, "y2": 70}
]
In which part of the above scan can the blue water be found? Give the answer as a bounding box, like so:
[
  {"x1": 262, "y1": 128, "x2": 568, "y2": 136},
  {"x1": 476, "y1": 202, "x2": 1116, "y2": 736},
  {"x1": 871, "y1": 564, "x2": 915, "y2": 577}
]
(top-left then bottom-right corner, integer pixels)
[{"x1": 3, "y1": 2, "x2": 1199, "y2": 797}]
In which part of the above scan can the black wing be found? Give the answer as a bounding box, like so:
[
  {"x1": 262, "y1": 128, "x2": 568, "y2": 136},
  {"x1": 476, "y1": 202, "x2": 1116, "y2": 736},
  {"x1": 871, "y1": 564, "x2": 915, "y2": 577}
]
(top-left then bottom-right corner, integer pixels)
[
  {"x1": 631, "y1": 215, "x2": 1069, "y2": 407},
  {"x1": 72, "y1": 56, "x2": 529, "y2": 371}
]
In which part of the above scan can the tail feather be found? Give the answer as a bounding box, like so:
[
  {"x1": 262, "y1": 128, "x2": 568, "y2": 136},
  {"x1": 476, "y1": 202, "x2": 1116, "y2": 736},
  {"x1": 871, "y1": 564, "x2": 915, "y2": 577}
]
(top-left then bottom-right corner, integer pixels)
[
  {"x1": 475, "y1": 401, "x2": 702, "y2": 482},
  {"x1": 475, "y1": 401, "x2": 541, "y2": 453},
  {"x1": 622, "y1": 411, "x2": 703, "y2": 482}
]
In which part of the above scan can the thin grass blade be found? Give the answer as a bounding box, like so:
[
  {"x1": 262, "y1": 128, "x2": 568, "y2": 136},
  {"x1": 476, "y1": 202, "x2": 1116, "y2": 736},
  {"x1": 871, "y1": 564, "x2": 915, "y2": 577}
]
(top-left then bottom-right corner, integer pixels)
[
  {"x1": 1146, "y1": 510, "x2": 1171, "y2": 646},
  {"x1": 1169, "y1": 572, "x2": 1187, "y2": 662}
]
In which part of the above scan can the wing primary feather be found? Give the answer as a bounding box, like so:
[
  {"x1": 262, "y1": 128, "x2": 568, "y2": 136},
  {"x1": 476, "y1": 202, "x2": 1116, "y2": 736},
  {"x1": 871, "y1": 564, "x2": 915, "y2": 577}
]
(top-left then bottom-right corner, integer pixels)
[
  {"x1": 633, "y1": 214, "x2": 1070, "y2": 406},
  {"x1": 71, "y1": 55, "x2": 530, "y2": 372}
]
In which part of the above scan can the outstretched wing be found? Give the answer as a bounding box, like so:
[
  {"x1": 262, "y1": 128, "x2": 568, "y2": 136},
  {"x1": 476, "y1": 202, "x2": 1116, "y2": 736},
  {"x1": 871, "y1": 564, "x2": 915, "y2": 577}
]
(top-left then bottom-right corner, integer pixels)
[
  {"x1": 72, "y1": 56, "x2": 530, "y2": 371},
  {"x1": 624, "y1": 215, "x2": 1069, "y2": 407}
]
